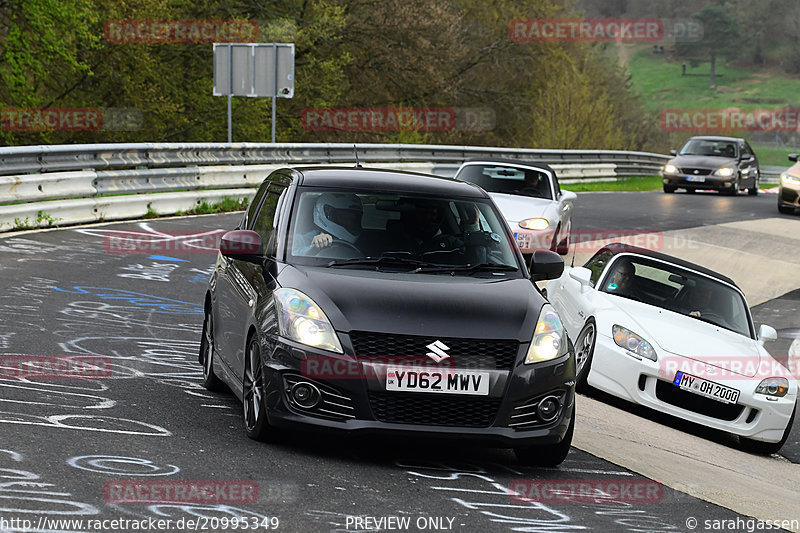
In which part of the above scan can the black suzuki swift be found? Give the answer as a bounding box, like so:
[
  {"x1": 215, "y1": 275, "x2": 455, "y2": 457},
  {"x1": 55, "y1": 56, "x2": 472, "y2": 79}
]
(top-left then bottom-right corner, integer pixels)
[{"x1": 200, "y1": 166, "x2": 575, "y2": 466}]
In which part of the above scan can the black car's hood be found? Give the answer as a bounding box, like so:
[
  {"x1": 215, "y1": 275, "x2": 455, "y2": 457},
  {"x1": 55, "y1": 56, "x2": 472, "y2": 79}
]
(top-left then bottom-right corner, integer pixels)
[
  {"x1": 277, "y1": 265, "x2": 544, "y2": 341},
  {"x1": 670, "y1": 154, "x2": 737, "y2": 169}
]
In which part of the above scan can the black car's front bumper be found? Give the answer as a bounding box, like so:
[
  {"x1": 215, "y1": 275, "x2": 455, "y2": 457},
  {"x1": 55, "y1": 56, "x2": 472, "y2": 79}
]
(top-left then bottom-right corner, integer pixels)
[{"x1": 260, "y1": 337, "x2": 575, "y2": 447}]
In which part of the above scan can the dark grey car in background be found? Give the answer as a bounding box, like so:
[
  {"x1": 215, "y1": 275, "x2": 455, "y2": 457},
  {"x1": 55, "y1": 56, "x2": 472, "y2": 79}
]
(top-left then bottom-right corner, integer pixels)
[{"x1": 661, "y1": 136, "x2": 760, "y2": 195}]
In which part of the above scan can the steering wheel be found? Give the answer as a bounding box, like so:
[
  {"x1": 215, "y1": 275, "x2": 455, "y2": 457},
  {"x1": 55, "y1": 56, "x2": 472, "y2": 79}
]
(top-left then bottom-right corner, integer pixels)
[
  {"x1": 309, "y1": 239, "x2": 362, "y2": 257},
  {"x1": 697, "y1": 311, "x2": 728, "y2": 326},
  {"x1": 519, "y1": 188, "x2": 545, "y2": 198}
]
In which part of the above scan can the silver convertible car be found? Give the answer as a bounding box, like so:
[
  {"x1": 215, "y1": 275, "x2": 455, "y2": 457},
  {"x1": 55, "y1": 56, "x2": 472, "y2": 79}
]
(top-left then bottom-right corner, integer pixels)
[{"x1": 453, "y1": 160, "x2": 576, "y2": 257}]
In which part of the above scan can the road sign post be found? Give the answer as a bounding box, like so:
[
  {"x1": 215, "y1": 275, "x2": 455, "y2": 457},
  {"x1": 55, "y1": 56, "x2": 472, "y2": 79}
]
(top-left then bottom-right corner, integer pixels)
[{"x1": 213, "y1": 43, "x2": 295, "y2": 143}]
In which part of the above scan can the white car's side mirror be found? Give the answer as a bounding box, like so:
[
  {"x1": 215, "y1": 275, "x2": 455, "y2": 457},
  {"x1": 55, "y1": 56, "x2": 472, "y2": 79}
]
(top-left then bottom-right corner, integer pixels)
[
  {"x1": 568, "y1": 267, "x2": 594, "y2": 292},
  {"x1": 757, "y1": 324, "x2": 778, "y2": 345},
  {"x1": 561, "y1": 190, "x2": 577, "y2": 201}
]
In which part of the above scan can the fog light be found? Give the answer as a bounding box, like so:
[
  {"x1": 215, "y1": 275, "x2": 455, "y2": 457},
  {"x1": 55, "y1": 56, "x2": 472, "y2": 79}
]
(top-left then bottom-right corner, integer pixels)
[
  {"x1": 291, "y1": 382, "x2": 321, "y2": 408},
  {"x1": 537, "y1": 395, "x2": 561, "y2": 422}
]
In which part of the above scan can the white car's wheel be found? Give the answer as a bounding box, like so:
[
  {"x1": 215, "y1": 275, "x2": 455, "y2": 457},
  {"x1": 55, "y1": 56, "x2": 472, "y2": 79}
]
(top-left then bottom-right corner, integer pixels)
[{"x1": 574, "y1": 320, "x2": 596, "y2": 392}]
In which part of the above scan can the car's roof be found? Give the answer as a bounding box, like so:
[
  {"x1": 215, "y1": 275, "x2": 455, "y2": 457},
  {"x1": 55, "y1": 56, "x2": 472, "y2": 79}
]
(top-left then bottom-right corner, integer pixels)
[
  {"x1": 598, "y1": 242, "x2": 739, "y2": 288},
  {"x1": 459, "y1": 158, "x2": 557, "y2": 175},
  {"x1": 686, "y1": 136, "x2": 744, "y2": 143},
  {"x1": 290, "y1": 166, "x2": 489, "y2": 198}
]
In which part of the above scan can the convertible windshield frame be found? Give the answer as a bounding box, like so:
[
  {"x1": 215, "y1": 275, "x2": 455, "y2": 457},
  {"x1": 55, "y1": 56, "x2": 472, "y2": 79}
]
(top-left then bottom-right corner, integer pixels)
[{"x1": 598, "y1": 253, "x2": 755, "y2": 338}]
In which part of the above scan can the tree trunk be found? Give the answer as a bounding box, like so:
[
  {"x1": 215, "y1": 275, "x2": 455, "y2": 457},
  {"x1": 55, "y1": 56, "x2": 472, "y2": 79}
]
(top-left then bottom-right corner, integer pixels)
[{"x1": 710, "y1": 51, "x2": 716, "y2": 89}]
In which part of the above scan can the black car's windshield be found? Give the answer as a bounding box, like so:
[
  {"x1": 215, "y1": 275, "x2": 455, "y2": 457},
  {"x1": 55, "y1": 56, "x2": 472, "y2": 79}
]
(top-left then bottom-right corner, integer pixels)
[
  {"x1": 287, "y1": 188, "x2": 520, "y2": 273},
  {"x1": 599, "y1": 255, "x2": 753, "y2": 338},
  {"x1": 679, "y1": 139, "x2": 738, "y2": 158},
  {"x1": 455, "y1": 164, "x2": 553, "y2": 200}
]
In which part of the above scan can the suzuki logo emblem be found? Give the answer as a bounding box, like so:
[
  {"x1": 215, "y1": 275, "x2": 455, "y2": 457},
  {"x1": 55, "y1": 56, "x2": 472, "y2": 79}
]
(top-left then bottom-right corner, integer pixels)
[
  {"x1": 693, "y1": 170, "x2": 699, "y2": 174},
  {"x1": 426, "y1": 340, "x2": 451, "y2": 363}
]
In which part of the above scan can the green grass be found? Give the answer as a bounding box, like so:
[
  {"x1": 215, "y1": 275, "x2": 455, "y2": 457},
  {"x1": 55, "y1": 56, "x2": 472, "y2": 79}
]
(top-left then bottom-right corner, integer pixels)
[
  {"x1": 563, "y1": 176, "x2": 662, "y2": 192},
  {"x1": 175, "y1": 197, "x2": 249, "y2": 216},
  {"x1": 627, "y1": 47, "x2": 800, "y2": 111},
  {"x1": 750, "y1": 145, "x2": 797, "y2": 167}
]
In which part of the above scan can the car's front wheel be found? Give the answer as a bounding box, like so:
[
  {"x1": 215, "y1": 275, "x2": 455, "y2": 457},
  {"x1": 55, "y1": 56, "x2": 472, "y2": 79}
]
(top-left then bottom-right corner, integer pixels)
[
  {"x1": 514, "y1": 404, "x2": 574, "y2": 467},
  {"x1": 200, "y1": 310, "x2": 224, "y2": 392},
  {"x1": 778, "y1": 202, "x2": 794, "y2": 214},
  {"x1": 748, "y1": 174, "x2": 759, "y2": 196},
  {"x1": 574, "y1": 320, "x2": 596, "y2": 392},
  {"x1": 663, "y1": 185, "x2": 676, "y2": 193},
  {"x1": 738, "y1": 406, "x2": 795, "y2": 455},
  {"x1": 243, "y1": 336, "x2": 273, "y2": 441}
]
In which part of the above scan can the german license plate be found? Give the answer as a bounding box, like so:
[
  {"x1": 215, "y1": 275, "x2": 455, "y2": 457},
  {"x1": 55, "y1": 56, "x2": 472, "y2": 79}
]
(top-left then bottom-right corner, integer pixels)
[
  {"x1": 673, "y1": 371, "x2": 739, "y2": 404},
  {"x1": 386, "y1": 368, "x2": 490, "y2": 395},
  {"x1": 686, "y1": 175, "x2": 706, "y2": 183},
  {"x1": 514, "y1": 232, "x2": 532, "y2": 250}
]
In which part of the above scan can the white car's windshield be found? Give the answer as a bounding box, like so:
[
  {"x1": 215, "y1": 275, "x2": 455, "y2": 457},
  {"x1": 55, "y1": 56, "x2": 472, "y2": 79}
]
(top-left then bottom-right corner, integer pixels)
[
  {"x1": 599, "y1": 255, "x2": 753, "y2": 337},
  {"x1": 287, "y1": 189, "x2": 520, "y2": 272},
  {"x1": 457, "y1": 164, "x2": 553, "y2": 200}
]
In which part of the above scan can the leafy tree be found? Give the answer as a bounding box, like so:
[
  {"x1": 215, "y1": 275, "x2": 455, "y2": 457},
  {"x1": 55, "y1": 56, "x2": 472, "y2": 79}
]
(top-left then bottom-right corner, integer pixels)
[{"x1": 675, "y1": 3, "x2": 739, "y2": 88}]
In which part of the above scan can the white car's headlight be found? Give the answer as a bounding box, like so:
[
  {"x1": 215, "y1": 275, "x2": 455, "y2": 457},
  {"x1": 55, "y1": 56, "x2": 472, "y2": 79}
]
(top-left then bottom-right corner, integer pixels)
[
  {"x1": 781, "y1": 173, "x2": 800, "y2": 184},
  {"x1": 755, "y1": 377, "x2": 789, "y2": 398},
  {"x1": 663, "y1": 164, "x2": 678, "y2": 174},
  {"x1": 274, "y1": 288, "x2": 342, "y2": 353},
  {"x1": 519, "y1": 218, "x2": 549, "y2": 231},
  {"x1": 713, "y1": 166, "x2": 735, "y2": 177},
  {"x1": 525, "y1": 304, "x2": 568, "y2": 364},
  {"x1": 612, "y1": 325, "x2": 657, "y2": 361}
]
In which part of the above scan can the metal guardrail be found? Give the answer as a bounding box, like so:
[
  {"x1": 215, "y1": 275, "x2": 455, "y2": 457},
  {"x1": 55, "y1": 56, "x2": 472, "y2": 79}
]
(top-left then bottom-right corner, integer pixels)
[{"x1": 0, "y1": 143, "x2": 669, "y2": 232}]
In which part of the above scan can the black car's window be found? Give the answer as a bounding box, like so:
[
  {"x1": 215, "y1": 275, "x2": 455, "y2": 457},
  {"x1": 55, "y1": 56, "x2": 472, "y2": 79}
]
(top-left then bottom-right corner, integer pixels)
[
  {"x1": 679, "y1": 139, "x2": 738, "y2": 158},
  {"x1": 287, "y1": 188, "x2": 520, "y2": 273},
  {"x1": 584, "y1": 251, "x2": 613, "y2": 285},
  {"x1": 740, "y1": 143, "x2": 754, "y2": 158},
  {"x1": 242, "y1": 181, "x2": 269, "y2": 230},
  {"x1": 252, "y1": 184, "x2": 286, "y2": 255},
  {"x1": 457, "y1": 164, "x2": 553, "y2": 200}
]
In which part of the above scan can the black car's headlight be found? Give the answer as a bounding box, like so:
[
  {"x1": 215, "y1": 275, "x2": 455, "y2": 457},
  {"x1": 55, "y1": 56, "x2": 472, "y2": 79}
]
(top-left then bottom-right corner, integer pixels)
[
  {"x1": 663, "y1": 164, "x2": 678, "y2": 174},
  {"x1": 274, "y1": 288, "x2": 343, "y2": 353},
  {"x1": 525, "y1": 304, "x2": 569, "y2": 364}
]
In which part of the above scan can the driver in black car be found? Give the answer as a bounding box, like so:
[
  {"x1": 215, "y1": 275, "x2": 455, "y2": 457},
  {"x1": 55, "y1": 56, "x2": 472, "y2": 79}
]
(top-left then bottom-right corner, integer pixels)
[
  {"x1": 393, "y1": 200, "x2": 463, "y2": 256},
  {"x1": 293, "y1": 192, "x2": 363, "y2": 255}
]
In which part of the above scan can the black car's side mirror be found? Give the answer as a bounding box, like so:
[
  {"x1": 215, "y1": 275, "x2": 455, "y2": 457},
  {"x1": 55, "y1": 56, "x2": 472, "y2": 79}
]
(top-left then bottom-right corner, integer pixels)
[
  {"x1": 789, "y1": 154, "x2": 798, "y2": 162},
  {"x1": 740, "y1": 154, "x2": 754, "y2": 162},
  {"x1": 220, "y1": 230, "x2": 263, "y2": 263},
  {"x1": 669, "y1": 149, "x2": 677, "y2": 156},
  {"x1": 529, "y1": 249, "x2": 564, "y2": 281}
]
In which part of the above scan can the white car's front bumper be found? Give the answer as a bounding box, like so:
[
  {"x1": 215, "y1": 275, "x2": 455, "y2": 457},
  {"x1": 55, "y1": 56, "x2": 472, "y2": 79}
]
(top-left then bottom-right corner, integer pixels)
[{"x1": 588, "y1": 333, "x2": 796, "y2": 443}]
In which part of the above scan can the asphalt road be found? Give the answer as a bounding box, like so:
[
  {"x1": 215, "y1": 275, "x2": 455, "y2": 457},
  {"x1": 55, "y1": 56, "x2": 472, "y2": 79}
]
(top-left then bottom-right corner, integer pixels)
[{"x1": 0, "y1": 190, "x2": 798, "y2": 533}]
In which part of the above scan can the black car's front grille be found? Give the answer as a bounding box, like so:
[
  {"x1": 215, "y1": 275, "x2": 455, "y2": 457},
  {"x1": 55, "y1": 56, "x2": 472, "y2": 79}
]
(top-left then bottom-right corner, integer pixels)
[
  {"x1": 368, "y1": 392, "x2": 501, "y2": 427},
  {"x1": 350, "y1": 331, "x2": 519, "y2": 370},
  {"x1": 655, "y1": 380, "x2": 744, "y2": 421},
  {"x1": 679, "y1": 168, "x2": 712, "y2": 176}
]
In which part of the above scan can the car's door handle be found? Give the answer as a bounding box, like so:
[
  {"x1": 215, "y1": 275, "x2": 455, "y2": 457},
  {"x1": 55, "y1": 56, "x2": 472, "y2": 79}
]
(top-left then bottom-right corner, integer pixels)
[{"x1": 578, "y1": 310, "x2": 585, "y2": 319}]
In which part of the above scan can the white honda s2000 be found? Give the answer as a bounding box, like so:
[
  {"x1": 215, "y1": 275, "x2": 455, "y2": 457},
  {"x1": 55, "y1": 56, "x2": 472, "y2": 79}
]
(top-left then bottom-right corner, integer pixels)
[{"x1": 546, "y1": 243, "x2": 797, "y2": 454}]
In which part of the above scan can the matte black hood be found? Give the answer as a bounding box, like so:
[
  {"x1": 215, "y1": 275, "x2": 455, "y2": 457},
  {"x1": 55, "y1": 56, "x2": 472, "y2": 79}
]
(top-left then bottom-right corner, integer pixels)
[{"x1": 277, "y1": 265, "x2": 544, "y2": 341}]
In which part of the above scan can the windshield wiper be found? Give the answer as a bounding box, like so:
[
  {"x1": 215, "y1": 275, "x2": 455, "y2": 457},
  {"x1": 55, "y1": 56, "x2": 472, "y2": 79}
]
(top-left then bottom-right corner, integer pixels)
[
  {"x1": 327, "y1": 256, "x2": 434, "y2": 270},
  {"x1": 413, "y1": 262, "x2": 518, "y2": 274}
]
